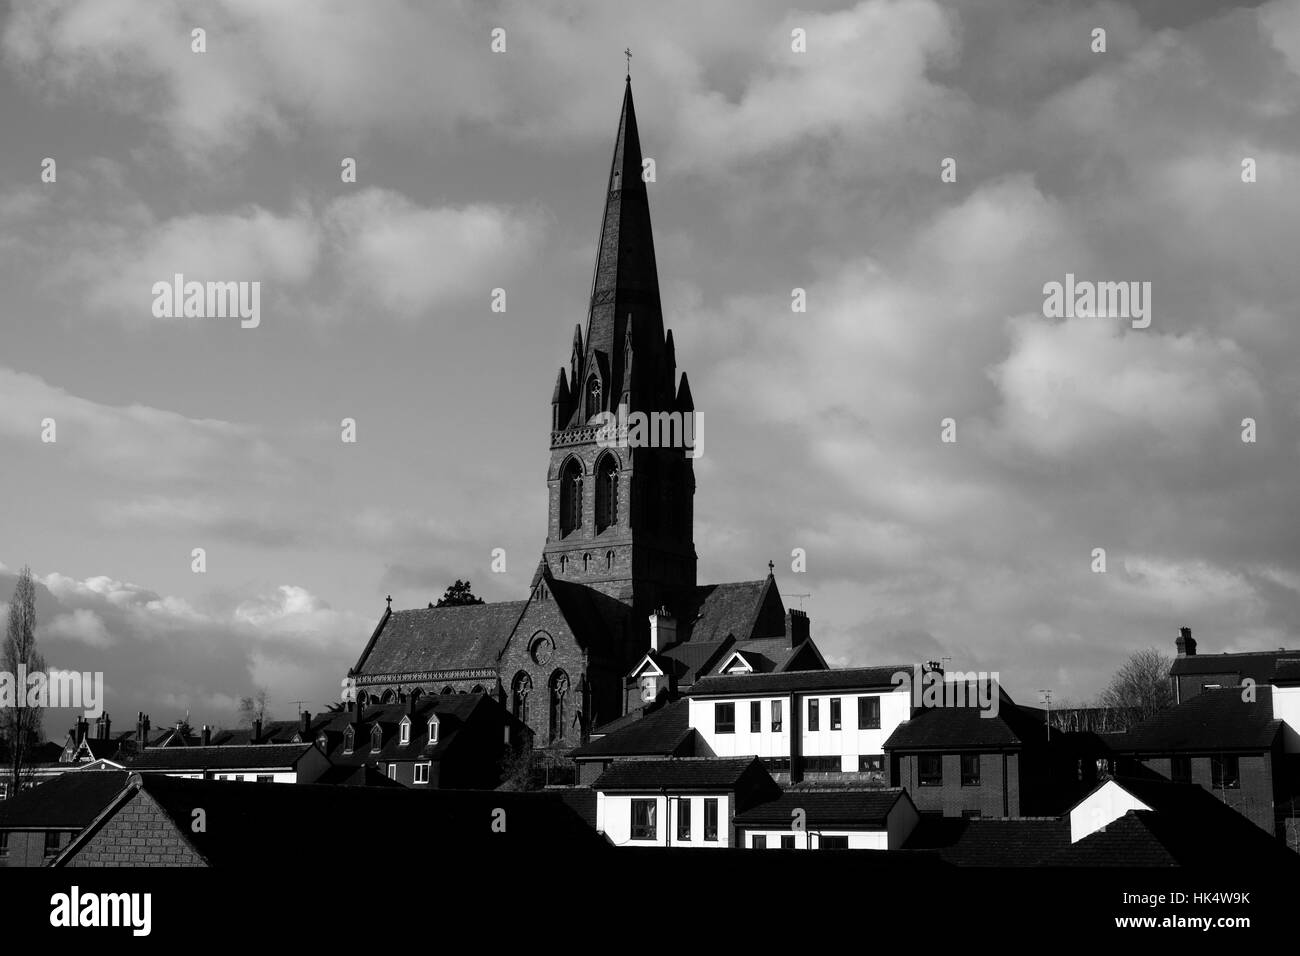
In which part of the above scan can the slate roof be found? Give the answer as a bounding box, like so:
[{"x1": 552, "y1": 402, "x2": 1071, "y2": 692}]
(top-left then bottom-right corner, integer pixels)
[
  {"x1": 885, "y1": 699, "x2": 1046, "y2": 751},
  {"x1": 1111, "y1": 686, "x2": 1282, "y2": 752},
  {"x1": 733, "y1": 789, "x2": 910, "y2": 828},
  {"x1": 691, "y1": 666, "x2": 910, "y2": 698},
  {"x1": 55, "y1": 774, "x2": 609, "y2": 867},
  {"x1": 126, "y1": 743, "x2": 315, "y2": 772},
  {"x1": 1170, "y1": 648, "x2": 1300, "y2": 685},
  {"x1": 593, "y1": 757, "x2": 766, "y2": 791},
  {"x1": 569, "y1": 699, "x2": 693, "y2": 758},
  {"x1": 1042, "y1": 810, "x2": 1296, "y2": 868},
  {"x1": 683, "y1": 580, "x2": 779, "y2": 644},
  {"x1": 904, "y1": 817, "x2": 1072, "y2": 866},
  {"x1": 657, "y1": 639, "x2": 734, "y2": 686},
  {"x1": 353, "y1": 601, "x2": 528, "y2": 676},
  {"x1": 0, "y1": 770, "x2": 129, "y2": 830}
]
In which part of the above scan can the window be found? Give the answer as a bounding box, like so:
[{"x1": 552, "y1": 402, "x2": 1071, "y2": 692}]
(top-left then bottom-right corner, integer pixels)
[
  {"x1": 549, "y1": 670, "x2": 570, "y2": 744},
  {"x1": 256, "y1": 775, "x2": 273, "y2": 783},
  {"x1": 859, "y1": 754, "x2": 885, "y2": 774},
  {"x1": 819, "y1": 835, "x2": 850, "y2": 850},
  {"x1": 960, "y1": 754, "x2": 980, "y2": 787},
  {"x1": 399, "y1": 718, "x2": 411, "y2": 745},
  {"x1": 386, "y1": 764, "x2": 397, "y2": 780},
  {"x1": 560, "y1": 459, "x2": 583, "y2": 535},
  {"x1": 763, "y1": 757, "x2": 791, "y2": 775},
  {"x1": 752, "y1": 835, "x2": 767, "y2": 849},
  {"x1": 780, "y1": 835, "x2": 795, "y2": 849},
  {"x1": 511, "y1": 671, "x2": 532, "y2": 725},
  {"x1": 371, "y1": 725, "x2": 383, "y2": 752},
  {"x1": 808, "y1": 698, "x2": 820, "y2": 731},
  {"x1": 316, "y1": 732, "x2": 329, "y2": 751},
  {"x1": 715, "y1": 702, "x2": 735, "y2": 734},
  {"x1": 750, "y1": 701, "x2": 761, "y2": 733},
  {"x1": 631, "y1": 799, "x2": 657, "y2": 840},
  {"x1": 830, "y1": 698, "x2": 842, "y2": 730},
  {"x1": 677, "y1": 798, "x2": 691, "y2": 841},
  {"x1": 585, "y1": 375, "x2": 602, "y2": 421},
  {"x1": 771, "y1": 699, "x2": 783, "y2": 733},
  {"x1": 1170, "y1": 755, "x2": 1191, "y2": 784},
  {"x1": 703, "y1": 798, "x2": 719, "y2": 841},
  {"x1": 858, "y1": 696, "x2": 881, "y2": 729},
  {"x1": 1211, "y1": 755, "x2": 1240, "y2": 790},
  {"x1": 919, "y1": 754, "x2": 943, "y2": 786},
  {"x1": 427, "y1": 716, "x2": 440, "y2": 744},
  {"x1": 343, "y1": 726, "x2": 355, "y2": 754},
  {"x1": 414, "y1": 762, "x2": 431, "y2": 784},
  {"x1": 44, "y1": 831, "x2": 61, "y2": 857},
  {"x1": 596, "y1": 454, "x2": 619, "y2": 532},
  {"x1": 803, "y1": 756, "x2": 842, "y2": 773}
]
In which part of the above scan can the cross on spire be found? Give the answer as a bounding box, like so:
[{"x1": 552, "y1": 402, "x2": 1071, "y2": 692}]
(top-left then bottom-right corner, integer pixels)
[{"x1": 624, "y1": 47, "x2": 632, "y2": 79}]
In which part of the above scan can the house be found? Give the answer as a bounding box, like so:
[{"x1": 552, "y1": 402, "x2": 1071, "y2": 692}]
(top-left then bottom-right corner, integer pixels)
[
  {"x1": 312, "y1": 693, "x2": 525, "y2": 789},
  {"x1": 1169, "y1": 627, "x2": 1300, "y2": 713},
  {"x1": 1107, "y1": 685, "x2": 1297, "y2": 840},
  {"x1": 592, "y1": 756, "x2": 779, "y2": 848},
  {"x1": 733, "y1": 788, "x2": 920, "y2": 850},
  {"x1": 686, "y1": 666, "x2": 913, "y2": 784},
  {"x1": 1049, "y1": 776, "x2": 1298, "y2": 867},
  {"x1": 0, "y1": 770, "x2": 128, "y2": 866},
  {"x1": 58, "y1": 714, "x2": 137, "y2": 766},
  {"x1": 904, "y1": 817, "x2": 1073, "y2": 866},
  {"x1": 569, "y1": 697, "x2": 696, "y2": 785},
  {"x1": 124, "y1": 743, "x2": 331, "y2": 783},
  {"x1": 884, "y1": 690, "x2": 1097, "y2": 818},
  {"x1": 53, "y1": 773, "x2": 609, "y2": 867}
]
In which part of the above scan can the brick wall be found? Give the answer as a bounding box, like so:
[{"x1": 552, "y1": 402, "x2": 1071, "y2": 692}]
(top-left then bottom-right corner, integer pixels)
[
  {"x1": 893, "y1": 751, "x2": 1020, "y2": 818},
  {"x1": 1140, "y1": 751, "x2": 1276, "y2": 834},
  {"x1": 0, "y1": 829, "x2": 71, "y2": 867},
  {"x1": 65, "y1": 789, "x2": 205, "y2": 867}
]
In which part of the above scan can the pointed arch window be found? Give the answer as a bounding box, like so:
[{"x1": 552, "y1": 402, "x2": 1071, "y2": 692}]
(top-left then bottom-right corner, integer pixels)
[
  {"x1": 560, "y1": 459, "x2": 583, "y2": 536},
  {"x1": 549, "y1": 670, "x2": 570, "y2": 744},
  {"x1": 596, "y1": 454, "x2": 619, "y2": 532},
  {"x1": 343, "y1": 726, "x2": 355, "y2": 754},
  {"x1": 370, "y1": 725, "x2": 383, "y2": 752},
  {"x1": 512, "y1": 671, "x2": 533, "y2": 726},
  {"x1": 585, "y1": 376, "x2": 602, "y2": 421}
]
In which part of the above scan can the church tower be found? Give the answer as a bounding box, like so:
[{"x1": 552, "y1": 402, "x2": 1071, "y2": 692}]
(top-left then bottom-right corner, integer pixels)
[{"x1": 544, "y1": 77, "x2": 697, "y2": 616}]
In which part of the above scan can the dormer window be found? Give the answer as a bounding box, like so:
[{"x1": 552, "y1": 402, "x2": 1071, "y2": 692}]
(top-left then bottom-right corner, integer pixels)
[
  {"x1": 427, "y1": 716, "x2": 440, "y2": 745},
  {"x1": 370, "y1": 725, "x2": 383, "y2": 752},
  {"x1": 343, "y1": 727, "x2": 355, "y2": 754},
  {"x1": 399, "y1": 717, "x2": 411, "y2": 745},
  {"x1": 316, "y1": 732, "x2": 328, "y2": 751}
]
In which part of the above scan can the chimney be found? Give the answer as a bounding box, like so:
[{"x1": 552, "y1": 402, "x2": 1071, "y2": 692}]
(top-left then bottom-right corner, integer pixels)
[
  {"x1": 301, "y1": 709, "x2": 312, "y2": 734},
  {"x1": 1176, "y1": 626, "x2": 1197, "y2": 657},
  {"x1": 252, "y1": 717, "x2": 263, "y2": 745},
  {"x1": 75, "y1": 716, "x2": 89, "y2": 744},
  {"x1": 351, "y1": 697, "x2": 362, "y2": 722},
  {"x1": 649, "y1": 607, "x2": 677, "y2": 653},
  {"x1": 201, "y1": 724, "x2": 211, "y2": 746},
  {"x1": 785, "y1": 609, "x2": 809, "y2": 646},
  {"x1": 96, "y1": 713, "x2": 111, "y2": 740},
  {"x1": 137, "y1": 712, "x2": 151, "y2": 749}
]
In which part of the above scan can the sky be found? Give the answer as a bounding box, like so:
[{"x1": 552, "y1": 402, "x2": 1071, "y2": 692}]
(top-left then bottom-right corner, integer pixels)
[{"x1": 1, "y1": 0, "x2": 1298, "y2": 738}]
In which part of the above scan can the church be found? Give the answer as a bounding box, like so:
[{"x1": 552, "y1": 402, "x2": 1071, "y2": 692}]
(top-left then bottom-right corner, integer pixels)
[{"x1": 346, "y1": 76, "x2": 827, "y2": 752}]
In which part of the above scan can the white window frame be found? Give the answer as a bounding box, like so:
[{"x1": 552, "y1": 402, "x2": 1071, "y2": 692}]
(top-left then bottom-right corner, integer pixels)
[
  {"x1": 399, "y1": 717, "x2": 411, "y2": 745},
  {"x1": 414, "y1": 762, "x2": 431, "y2": 784},
  {"x1": 387, "y1": 763, "x2": 397, "y2": 780}
]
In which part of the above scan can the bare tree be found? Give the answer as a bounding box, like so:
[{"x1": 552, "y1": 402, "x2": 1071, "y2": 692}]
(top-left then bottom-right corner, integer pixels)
[
  {"x1": 1097, "y1": 647, "x2": 1174, "y2": 722},
  {"x1": 237, "y1": 689, "x2": 272, "y2": 727},
  {"x1": 2, "y1": 566, "x2": 45, "y2": 798}
]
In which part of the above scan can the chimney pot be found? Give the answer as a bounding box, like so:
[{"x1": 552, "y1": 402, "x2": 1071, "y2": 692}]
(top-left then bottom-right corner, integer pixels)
[
  {"x1": 1175, "y1": 626, "x2": 1197, "y2": 657},
  {"x1": 201, "y1": 724, "x2": 211, "y2": 747},
  {"x1": 252, "y1": 717, "x2": 263, "y2": 745}
]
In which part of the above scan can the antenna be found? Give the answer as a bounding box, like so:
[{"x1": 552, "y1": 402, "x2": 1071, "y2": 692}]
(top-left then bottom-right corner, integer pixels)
[{"x1": 1038, "y1": 689, "x2": 1053, "y2": 740}]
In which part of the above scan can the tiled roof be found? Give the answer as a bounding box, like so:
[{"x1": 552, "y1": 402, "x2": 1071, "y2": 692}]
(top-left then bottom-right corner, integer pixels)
[
  {"x1": 126, "y1": 743, "x2": 315, "y2": 772},
  {"x1": 593, "y1": 757, "x2": 766, "y2": 791},
  {"x1": 905, "y1": 817, "x2": 1072, "y2": 866},
  {"x1": 683, "y1": 580, "x2": 779, "y2": 644},
  {"x1": 885, "y1": 699, "x2": 1044, "y2": 751},
  {"x1": 569, "y1": 699, "x2": 693, "y2": 758},
  {"x1": 57, "y1": 775, "x2": 609, "y2": 867},
  {"x1": 1170, "y1": 649, "x2": 1300, "y2": 684},
  {"x1": 657, "y1": 639, "x2": 734, "y2": 685},
  {"x1": 1111, "y1": 686, "x2": 1281, "y2": 752},
  {"x1": 0, "y1": 770, "x2": 129, "y2": 830},
  {"x1": 312, "y1": 694, "x2": 515, "y2": 767},
  {"x1": 354, "y1": 601, "x2": 528, "y2": 676},
  {"x1": 691, "y1": 666, "x2": 910, "y2": 698},
  {"x1": 734, "y1": 789, "x2": 908, "y2": 828}
]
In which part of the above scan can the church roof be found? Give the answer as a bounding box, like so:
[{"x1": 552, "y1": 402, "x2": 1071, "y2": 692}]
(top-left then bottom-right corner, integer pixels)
[
  {"x1": 353, "y1": 601, "x2": 529, "y2": 677},
  {"x1": 683, "y1": 578, "x2": 785, "y2": 645}
]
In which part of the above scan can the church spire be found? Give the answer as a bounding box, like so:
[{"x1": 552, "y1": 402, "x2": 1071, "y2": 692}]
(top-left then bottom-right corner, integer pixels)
[{"x1": 573, "y1": 78, "x2": 665, "y2": 422}]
